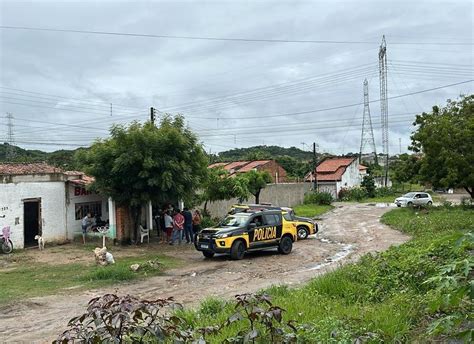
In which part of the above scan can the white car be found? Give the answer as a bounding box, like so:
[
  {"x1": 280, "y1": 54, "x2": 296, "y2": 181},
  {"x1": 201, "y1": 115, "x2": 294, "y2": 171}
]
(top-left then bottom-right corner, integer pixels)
[{"x1": 395, "y1": 192, "x2": 433, "y2": 207}]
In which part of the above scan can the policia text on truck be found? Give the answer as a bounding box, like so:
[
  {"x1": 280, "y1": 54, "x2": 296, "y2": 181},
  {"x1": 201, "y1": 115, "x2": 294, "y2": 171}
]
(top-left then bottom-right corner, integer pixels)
[{"x1": 195, "y1": 210, "x2": 297, "y2": 260}]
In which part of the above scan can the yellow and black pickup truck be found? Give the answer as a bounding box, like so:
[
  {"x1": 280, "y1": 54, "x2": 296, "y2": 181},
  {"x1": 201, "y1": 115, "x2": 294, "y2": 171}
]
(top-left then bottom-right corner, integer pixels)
[
  {"x1": 229, "y1": 204, "x2": 318, "y2": 240},
  {"x1": 195, "y1": 209, "x2": 297, "y2": 260}
]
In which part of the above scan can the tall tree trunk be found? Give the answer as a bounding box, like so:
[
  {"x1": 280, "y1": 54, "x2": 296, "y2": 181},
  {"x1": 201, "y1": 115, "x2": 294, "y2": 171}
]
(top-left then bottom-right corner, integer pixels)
[
  {"x1": 255, "y1": 189, "x2": 261, "y2": 204},
  {"x1": 464, "y1": 187, "x2": 474, "y2": 199}
]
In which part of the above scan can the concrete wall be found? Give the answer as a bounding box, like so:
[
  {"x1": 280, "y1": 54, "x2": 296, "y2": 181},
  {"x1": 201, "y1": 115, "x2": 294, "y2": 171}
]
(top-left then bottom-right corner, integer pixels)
[
  {"x1": 0, "y1": 182, "x2": 67, "y2": 249},
  {"x1": 203, "y1": 183, "x2": 312, "y2": 219}
]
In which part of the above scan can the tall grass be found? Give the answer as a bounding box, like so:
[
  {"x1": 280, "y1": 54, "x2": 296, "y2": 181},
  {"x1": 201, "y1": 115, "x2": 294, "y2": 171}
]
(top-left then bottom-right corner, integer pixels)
[{"x1": 183, "y1": 206, "x2": 473, "y2": 342}]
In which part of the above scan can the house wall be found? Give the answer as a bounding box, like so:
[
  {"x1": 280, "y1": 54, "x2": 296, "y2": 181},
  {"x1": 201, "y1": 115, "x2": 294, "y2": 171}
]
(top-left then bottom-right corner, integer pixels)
[
  {"x1": 66, "y1": 183, "x2": 109, "y2": 238},
  {"x1": 203, "y1": 183, "x2": 311, "y2": 218},
  {"x1": 340, "y1": 160, "x2": 361, "y2": 190},
  {"x1": 318, "y1": 182, "x2": 337, "y2": 199},
  {"x1": 257, "y1": 161, "x2": 288, "y2": 183},
  {"x1": 0, "y1": 181, "x2": 67, "y2": 249}
]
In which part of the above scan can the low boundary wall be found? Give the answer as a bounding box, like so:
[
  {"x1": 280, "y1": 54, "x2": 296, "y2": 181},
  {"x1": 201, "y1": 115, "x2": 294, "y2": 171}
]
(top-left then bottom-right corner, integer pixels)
[{"x1": 204, "y1": 183, "x2": 311, "y2": 218}]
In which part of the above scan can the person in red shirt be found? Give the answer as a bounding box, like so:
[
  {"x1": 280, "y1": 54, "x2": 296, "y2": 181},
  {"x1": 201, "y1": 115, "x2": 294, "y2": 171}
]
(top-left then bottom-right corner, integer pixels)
[{"x1": 170, "y1": 209, "x2": 185, "y2": 245}]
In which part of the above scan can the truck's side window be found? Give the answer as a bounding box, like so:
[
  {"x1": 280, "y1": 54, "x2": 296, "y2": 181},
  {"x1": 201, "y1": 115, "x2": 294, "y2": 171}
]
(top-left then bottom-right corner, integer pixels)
[
  {"x1": 264, "y1": 214, "x2": 280, "y2": 226},
  {"x1": 251, "y1": 215, "x2": 264, "y2": 227}
]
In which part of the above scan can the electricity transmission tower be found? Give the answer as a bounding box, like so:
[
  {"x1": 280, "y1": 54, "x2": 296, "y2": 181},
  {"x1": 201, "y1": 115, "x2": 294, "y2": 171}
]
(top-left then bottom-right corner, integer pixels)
[
  {"x1": 378, "y1": 35, "x2": 389, "y2": 186},
  {"x1": 359, "y1": 79, "x2": 377, "y2": 164},
  {"x1": 6, "y1": 112, "x2": 16, "y2": 160}
]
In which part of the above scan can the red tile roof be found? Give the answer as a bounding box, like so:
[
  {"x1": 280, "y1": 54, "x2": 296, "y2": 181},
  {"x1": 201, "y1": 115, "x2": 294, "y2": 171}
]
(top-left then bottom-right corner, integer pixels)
[
  {"x1": 69, "y1": 174, "x2": 95, "y2": 186},
  {"x1": 237, "y1": 160, "x2": 271, "y2": 172},
  {"x1": 208, "y1": 162, "x2": 228, "y2": 169},
  {"x1": 314, "y1": 157, "x2": 357, "y2": 182},
  {"x1": 0, "y1": 163, "x2": 63, "y2": 175},
  {"x1": 359, "y1": 164, "x2": 368, "y2": 171},
  {"x1": 222, "y1": 161, "x2": 250, "y2": 171},
  {"x1": 316, "y1": 158, "x2": 356, "y2": 173}
]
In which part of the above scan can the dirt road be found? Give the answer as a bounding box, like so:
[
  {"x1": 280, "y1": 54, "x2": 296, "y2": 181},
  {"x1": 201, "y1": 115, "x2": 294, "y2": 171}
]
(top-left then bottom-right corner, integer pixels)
[{"x1": 0, "y1": 203, "x2": 409, "y2": 343}]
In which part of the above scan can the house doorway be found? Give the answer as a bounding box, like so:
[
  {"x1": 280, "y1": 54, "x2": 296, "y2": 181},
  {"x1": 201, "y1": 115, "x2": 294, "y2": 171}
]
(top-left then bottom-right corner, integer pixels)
[{"x1": 24, "y1": 198, "x2": 41, "y2": 247}]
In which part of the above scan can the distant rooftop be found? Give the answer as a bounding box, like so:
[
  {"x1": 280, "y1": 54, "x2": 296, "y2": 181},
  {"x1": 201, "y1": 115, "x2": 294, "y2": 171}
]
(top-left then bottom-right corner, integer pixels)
[{"x1": 0, "y1": 162, "x2": 63, "y2": 175}]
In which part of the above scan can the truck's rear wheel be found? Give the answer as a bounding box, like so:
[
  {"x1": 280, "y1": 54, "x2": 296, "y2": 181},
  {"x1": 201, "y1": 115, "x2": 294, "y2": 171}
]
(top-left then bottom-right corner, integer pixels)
[
  {"x1": 297, "y1": 226, "x2": 309, "y2": 240},
  {"x1": 202, "y1": 251, "x2": 214, "y2": 258},
  {"x1": 278, "y1": 236, "x2": 293, "y2": 255},
  {"x1": 230, "y1": 240, "x2": 246, "y2": 260}
]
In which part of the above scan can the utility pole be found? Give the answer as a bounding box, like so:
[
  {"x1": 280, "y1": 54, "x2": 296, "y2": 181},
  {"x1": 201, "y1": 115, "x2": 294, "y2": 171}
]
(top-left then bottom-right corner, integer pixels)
[
  {"x1": 110, "y1": 103, "x2": 113, "y2": 116},
  {"x1": 150, "y1": 107, "x2": 156, "y2": 125},
  {"x1": 359, "y1": 79, "x2": 377, "y2": 165},
  {"x1": 313, "y1": 142, "x2": 318, "y2": 191},
  {"x1": 379, "y1": 35, "x2": 389, "y2": 186},
  {"x1": 6, "y1": 113, "x2": 16, "y2": 161}
]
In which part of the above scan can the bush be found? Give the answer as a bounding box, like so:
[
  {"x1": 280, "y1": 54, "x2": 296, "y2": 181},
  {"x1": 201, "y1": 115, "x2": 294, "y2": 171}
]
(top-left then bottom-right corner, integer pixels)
[
  {"x1": 304, "y1": 191, "x2": 333, "y2": 205},
  {"x1": 338, "y1": 187, "x2": 367, "y2": 201},
  {"x1": 375, "y1": 186, "x2": 397, "y2": 197},
  {"x1": 361, "y1": 175, "x2": 376, "y2": 198},
  {"x1": 201, "y1": 216, "x2": 219, "y2": 229}
]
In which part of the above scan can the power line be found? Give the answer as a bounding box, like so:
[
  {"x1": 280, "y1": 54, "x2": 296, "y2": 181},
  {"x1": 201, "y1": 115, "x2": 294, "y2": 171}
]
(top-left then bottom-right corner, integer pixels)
[
  {"x1": 182, "y1": 79, "x2": 473, "y2": 120},
  {"x1": 1, "y1": 26, "x2": 472, "y2": 45}
]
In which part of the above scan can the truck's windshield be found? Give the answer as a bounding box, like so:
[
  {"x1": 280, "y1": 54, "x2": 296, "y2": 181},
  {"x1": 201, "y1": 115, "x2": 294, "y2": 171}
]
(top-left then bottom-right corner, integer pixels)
[{"x1": 219, "y1": 214, "x2": 250, "y2": 227}]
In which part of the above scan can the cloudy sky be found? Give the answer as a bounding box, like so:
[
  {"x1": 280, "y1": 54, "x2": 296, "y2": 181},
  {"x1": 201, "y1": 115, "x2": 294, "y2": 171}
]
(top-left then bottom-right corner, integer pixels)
[{"x1": 0, "y1": 0, "x2": 472, "y2": 155}]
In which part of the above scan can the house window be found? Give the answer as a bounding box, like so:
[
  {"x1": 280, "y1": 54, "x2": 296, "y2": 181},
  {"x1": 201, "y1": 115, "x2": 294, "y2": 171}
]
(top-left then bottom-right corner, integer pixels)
[{"x1": 75, "y1": 202, "x2": 102, "y2": 220}]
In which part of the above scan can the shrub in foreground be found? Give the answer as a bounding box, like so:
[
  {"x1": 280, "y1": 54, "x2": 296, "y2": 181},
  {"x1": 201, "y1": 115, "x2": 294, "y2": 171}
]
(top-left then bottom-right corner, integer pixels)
[{"x1": 303, "y1": 191, "x2": 333, "y2": 205}]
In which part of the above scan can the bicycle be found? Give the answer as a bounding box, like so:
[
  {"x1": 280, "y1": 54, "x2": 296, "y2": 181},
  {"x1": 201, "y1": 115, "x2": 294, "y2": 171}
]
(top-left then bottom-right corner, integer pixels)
[{"x1": 0, "y1": 215, "x2": 13, "y2": 254}]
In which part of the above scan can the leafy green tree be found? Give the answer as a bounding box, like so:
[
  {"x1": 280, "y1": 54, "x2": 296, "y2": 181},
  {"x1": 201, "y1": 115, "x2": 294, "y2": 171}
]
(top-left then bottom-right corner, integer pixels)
[
  {"x1": 276, "y1": 155, "x2": 312, "y2": 179},
  {"x1": 232, "y1": 175, "x2": 250, "y2": 203},
  {"x1": 77, "y1": 116, "x2": 208, "y2": 241},
  {"x1": 202, "y1": 167, "x2": 243, "y2": 211},
  {"x1": 391, "y1": 154, "x2": 421, "y2": 186},
  {"x1": 240, "y1": 170, "x2": 272, "y2": 203},
  {"x1": 361, "y1": 175, "x2": 376, "y2": 198},
  {"x1": 410, "y1": 95, "x2": 474, "y2": 198}
]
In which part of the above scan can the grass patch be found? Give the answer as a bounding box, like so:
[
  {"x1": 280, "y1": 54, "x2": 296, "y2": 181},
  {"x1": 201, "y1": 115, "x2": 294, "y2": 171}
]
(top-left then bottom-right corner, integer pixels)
[
  {"x1": 293, "y1": 203, "x2": 334, "y2": 218},
  {"x1": 0, "y1": 253, "x2": 179, "y2": 304},
  {"x1": 182, "y1": 206, "x2": 473, "y2": 342}
]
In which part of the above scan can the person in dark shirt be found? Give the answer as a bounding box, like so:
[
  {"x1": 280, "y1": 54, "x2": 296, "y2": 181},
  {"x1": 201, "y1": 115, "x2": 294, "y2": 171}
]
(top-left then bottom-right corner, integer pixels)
[{"x1": 182, "y1": 207, "x2": 193, "y2": 244}]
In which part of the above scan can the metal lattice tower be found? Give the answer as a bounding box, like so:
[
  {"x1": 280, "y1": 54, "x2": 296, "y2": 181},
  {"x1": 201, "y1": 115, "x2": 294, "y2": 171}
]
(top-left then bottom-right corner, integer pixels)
[
  {"x1": 6, "y1": 112, "x2": 16, "y2": 161},
  {"x1": 378, "y1": 35, "x2": 389, "y2": 185},
  {"x1": 359, "y1": 79, "x2": 377, "y2": 164}
]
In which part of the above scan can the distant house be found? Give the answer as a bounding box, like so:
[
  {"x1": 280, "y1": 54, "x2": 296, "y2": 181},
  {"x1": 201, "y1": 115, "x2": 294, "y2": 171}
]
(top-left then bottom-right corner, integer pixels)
[
  {"x1": 208, "y1": 160, "x2": 287, "y2": 183},
  {"x1": 305, "y1": 157, "x2": 361, "y2": 198},
  {"x1": 359, "y1": 164, "x2": 368, "y2": 177}
]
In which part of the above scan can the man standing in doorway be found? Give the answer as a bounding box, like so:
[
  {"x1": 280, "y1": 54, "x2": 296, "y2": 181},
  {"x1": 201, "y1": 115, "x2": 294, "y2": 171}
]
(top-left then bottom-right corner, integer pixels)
[
  {"x1": 182, "y1": 207, "x2": 193, "y2": 244},
  {"x1": 81, "y1": 212, "x2": 92, "y2": 244}
]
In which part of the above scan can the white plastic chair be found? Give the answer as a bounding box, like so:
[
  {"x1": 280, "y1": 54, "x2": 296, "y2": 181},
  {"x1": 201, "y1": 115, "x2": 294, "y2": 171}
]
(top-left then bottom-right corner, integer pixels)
[{"x1": 139, "y1": 225, "x2": 149, "y2": 244}]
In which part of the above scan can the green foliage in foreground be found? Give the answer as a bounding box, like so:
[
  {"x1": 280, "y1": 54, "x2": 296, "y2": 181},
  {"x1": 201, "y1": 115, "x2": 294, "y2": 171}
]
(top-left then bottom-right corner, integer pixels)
[
  {"x1": 0, "y1": 253, "x2": 179, "y2": 304},
  {"x1": 181, "y1": 207, "x2": 473, "y2": 343}
]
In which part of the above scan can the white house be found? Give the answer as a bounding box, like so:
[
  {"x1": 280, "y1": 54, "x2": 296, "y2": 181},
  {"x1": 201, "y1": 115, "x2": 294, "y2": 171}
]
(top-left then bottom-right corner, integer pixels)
[
  {"x1": 306, "y1": 157, "x2": 361, "y2": 199},
  {"x1": 0, "y1": 163, "x2": 117, "y2": 249}
]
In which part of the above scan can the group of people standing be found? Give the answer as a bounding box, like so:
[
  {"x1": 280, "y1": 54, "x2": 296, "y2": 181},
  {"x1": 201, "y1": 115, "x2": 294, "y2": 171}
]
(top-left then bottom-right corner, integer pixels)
[{"x1": 155, "y1": 207, "x2": 202, "y2": 245}]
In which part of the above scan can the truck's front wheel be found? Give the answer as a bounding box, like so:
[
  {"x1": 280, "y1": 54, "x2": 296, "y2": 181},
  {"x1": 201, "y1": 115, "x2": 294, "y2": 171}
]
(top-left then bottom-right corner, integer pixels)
[
  {"x1": 230, "y1": 240, "x2": 246, "y2": 260},
  {"x1": 278, "y1": 236, "x2": 293, "y2": 255},
  {"x1": 202, "y1": 251, "x2": 215, "y2": 258}
]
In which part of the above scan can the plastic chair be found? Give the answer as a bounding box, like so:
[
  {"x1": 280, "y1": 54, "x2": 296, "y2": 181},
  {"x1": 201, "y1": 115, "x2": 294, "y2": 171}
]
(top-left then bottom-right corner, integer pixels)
[{"x1": 139, "y1": 225, "x2": 149, "y2": 243}]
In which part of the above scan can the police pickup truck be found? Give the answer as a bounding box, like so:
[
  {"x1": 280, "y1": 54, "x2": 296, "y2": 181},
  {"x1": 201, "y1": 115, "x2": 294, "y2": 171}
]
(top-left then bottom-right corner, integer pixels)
[
  {"x1": 195, "y1": 209, "x2": 297, "y2": 260},
  {"x1": 229, "y1": 204, "x2": 318, "y2": 240}
]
